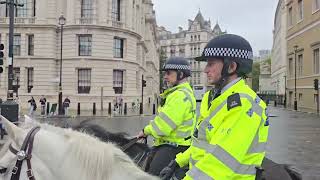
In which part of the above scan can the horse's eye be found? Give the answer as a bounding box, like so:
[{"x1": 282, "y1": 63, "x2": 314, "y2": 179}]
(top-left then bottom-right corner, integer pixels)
[{"x1": 0, "y1": 167, "x2": 7, "y2": 174}]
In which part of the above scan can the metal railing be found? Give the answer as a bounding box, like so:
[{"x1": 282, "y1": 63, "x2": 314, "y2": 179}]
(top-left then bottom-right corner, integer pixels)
[
  {"x1": 75, "y1": 18, "x2": 98, "y2": 25},
  {"x1": 0, "y1": 17, "x2": 35, "y2": 24}
]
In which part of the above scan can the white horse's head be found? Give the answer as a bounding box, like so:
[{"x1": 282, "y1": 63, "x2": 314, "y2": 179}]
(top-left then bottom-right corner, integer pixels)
[{"x1": 0, "y1": 115, "x2": 159, "y2": 180}]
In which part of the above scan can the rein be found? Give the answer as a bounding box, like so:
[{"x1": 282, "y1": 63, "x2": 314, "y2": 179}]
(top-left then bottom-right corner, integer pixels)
[
  {"x1": 8, "y1": 126, "x2": 40, "y2": 180},
  {"x1": 121, "y1": 137, "x2": 147, "y2": 152}
]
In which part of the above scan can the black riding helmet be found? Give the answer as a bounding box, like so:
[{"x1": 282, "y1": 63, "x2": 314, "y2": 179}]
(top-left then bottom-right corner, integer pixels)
[
  {"x1": 162, "y1": 57, "x2": 191, "y2": 81},
  {"x1": 195, "y1": 34, "x2": 253, "y2": 77}
]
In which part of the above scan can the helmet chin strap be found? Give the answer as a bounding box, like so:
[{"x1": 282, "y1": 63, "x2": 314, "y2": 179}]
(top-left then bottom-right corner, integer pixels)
[{"x1": 214, "y1": 59, "x2": 237, "y2": 93}]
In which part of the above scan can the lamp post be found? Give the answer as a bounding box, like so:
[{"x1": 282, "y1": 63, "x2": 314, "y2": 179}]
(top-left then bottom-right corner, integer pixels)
[
  {"x1": 58, "y1": 15, "x2": 65, "y2": 115},
  {"x1": 284, "y1": 75, "x2": 287, "y2": 108},
  {"x1": 294, "y1": 45, "x2": 298, "y2": 111},
  {"x1": 0, "y1": 0, "x2": 23, "y2": 122}
]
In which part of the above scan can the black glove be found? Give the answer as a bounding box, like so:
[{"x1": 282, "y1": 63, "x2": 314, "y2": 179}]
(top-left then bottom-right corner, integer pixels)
[{"x1": 160, "y1": 160, "x2": 179, "y2": 180}]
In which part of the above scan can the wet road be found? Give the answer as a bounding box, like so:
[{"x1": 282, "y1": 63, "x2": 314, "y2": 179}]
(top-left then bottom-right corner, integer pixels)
[
  {"x1": 266, "y1": 107, "x2": 320, "y2": 180},
  {"x1": 1, "y1": 105, "x2": 320, "y2": 179}
]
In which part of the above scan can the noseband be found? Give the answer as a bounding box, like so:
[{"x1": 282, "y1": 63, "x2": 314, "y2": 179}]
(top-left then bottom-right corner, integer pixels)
[{"x1": 8, "y1": 127, "x2": 40, "y2": 180}]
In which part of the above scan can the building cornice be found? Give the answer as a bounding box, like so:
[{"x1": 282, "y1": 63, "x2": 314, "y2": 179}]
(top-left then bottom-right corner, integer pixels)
[{"x1": 287, "y1": 19, "x2": 320, "y2": 41}]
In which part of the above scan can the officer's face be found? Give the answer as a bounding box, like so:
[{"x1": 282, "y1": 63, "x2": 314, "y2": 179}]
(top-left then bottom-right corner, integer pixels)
[
  {"x1": 164, "y1": 70, "x2": 178, "y2": 87},
  {"x1": 204, "y1": 58, "x2": 224, "y2": 85}
]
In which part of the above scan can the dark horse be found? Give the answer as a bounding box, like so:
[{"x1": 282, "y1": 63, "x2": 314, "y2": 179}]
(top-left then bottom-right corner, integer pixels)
[{"x1": 73, "y1": 121, "x2": 302, "y2": 180}]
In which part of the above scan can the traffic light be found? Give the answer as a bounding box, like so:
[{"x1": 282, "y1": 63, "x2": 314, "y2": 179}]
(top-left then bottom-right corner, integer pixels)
[
  {"x1": 0, "y1": 43, "x2": 4, "y2": 73},
  {"x1": 314, "y1": 79, "x2": 319, "y2": 90},
  {"x1": 142, "y1": 79, "x2": 146, "y2": 87}
]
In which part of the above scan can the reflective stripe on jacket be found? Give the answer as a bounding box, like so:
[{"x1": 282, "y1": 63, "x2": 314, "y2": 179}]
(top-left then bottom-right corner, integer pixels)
[
  {"x1": 175, "y1": 79, "x2": 269, "y2": 179},
  {"x1": 144, "y1": 82, "x2": 197, "y2": 146}
]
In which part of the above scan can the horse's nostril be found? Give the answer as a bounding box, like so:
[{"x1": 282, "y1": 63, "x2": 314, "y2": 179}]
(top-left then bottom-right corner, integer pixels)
[{"x1": 0, "y1": 167, "x2": 7, "y2": 174}]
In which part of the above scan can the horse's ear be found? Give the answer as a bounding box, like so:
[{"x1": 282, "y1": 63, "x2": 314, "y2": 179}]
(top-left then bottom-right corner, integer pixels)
[{"x1": 0, "y1": 115, "x2": 25, "y2": 144}]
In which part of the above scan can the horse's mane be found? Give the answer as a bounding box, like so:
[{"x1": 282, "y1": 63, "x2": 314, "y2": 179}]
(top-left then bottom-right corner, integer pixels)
[
  {"x1": 73, "y1": 121, "x2": 149, "y2": 150},
  {"x1": 34, "y1": 123, "x2": 156, "y2": 180}
]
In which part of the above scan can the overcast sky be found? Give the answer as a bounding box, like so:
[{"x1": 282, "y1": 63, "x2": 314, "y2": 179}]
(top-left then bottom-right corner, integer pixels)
[{"x1": 153, "y1": 0, "x2": 279, "y2": 56}]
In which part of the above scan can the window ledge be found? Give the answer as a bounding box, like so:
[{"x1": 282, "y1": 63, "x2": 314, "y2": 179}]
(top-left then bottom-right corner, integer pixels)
[{"x1": 312, "y1": 9, "x2": 320, "y2": 14}]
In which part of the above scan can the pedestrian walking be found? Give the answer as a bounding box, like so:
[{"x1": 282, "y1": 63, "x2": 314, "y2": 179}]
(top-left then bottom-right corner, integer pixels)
[
  {"x1": 28, "y1": 96, "x2": 37, "y2": 116},
  {"x1": 39, "y1": 95, "x2": 47, "y2": 115},
  {"x1": 63, "y1": 97, "x2": 71, "y2": 116}
]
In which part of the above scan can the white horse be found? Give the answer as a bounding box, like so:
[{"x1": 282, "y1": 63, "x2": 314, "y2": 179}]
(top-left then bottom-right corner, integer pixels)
[{"x1": 0, "y1": 115, "x2": 159, "y2": 180}]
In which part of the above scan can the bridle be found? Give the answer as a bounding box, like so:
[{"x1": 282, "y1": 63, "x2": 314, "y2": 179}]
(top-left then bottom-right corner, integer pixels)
[
  {"x1": 0, "y1": 127, "x2": 40, "y2": 180},
  {"x1": 120, "y1": 137, "x2": 147, "y2": 152}
]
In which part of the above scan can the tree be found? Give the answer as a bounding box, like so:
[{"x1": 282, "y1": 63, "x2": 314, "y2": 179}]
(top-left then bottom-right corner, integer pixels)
[
  {"x1": 159, "y1": 49, "x2": 167, "y2": 92},
  {"x1": 251, "y1": 61, "x2": 260, "y2": 92}
]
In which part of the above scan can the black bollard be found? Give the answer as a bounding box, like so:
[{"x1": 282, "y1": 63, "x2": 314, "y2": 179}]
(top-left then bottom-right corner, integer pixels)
[
  {"x1": 140, "y1": 102, "x2": 143, "y2": 115},
  {"x1": 46, "y1": 102, "x2": 50, "y2": 115},
  {"x1": 108, "y1": 102, "x2": 111, "y2": 115},
  {"x1": 77, "y1": 103, "x2": 80, "y2": 115},
  {"x1": 153, "y1": 104, "x2": 156, "y2": 115},
  {"x1": 93, "y1": 103, "x2": 96, "y2": 115},
  {"x1": 124, "y1": 103, "x2": 127, "y2": 115}
]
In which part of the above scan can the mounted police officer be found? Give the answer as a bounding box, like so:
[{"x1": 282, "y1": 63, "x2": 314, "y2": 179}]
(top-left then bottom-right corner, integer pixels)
[
  {"x1": 160, "y1": 34, "x2": 269, "y2": 180},
  {"x1": 136, "y1": 57, "x2": 197, "y2": 176}
]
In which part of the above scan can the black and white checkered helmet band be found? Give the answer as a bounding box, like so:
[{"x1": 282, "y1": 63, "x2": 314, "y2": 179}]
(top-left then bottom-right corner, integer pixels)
[
  {"x1": 163, "y1": 64, "x2": 191, "y2": 70},
  {"x1": 203, "y1": 47, "x2": 253, "y2": 60}
]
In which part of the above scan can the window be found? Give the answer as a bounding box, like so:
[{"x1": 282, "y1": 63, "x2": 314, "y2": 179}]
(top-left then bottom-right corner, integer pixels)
[
  {"x1": 81, "y1": 0, "x2": 93, "y2": 18},
  {"x1": 112, "y1": 0, "x2": 121, "y2": 21},
  {"x1": 78, "y1": 35, "x2": 92, "y2": 56},
  {"x1": 289, "y1": 58, "x2": 293, "y2": 77},
  {"x1": 113, "y1": 70, "x2": 123, "y2": 94},
  {"x1": 170, "y1": 46, "x2": 175, "y2": 57},
  {"x1": 27, "y1": 67, "x2": 34, "y2": 93},
  {"x1": 179, "y1": 48, "x2": 185, "y2": 57},
  {"x1": 12, "y1": 67, "x2": 20, "y2": 93},
  {"x1": 28, "y1": 34, "x2": 34, "y2": 56},
  {"x1": 298, "y1": 54, "x2": 303, "y2": 76},
  {"x1": 16, "y1": 0, "x2": 28, "y2": 17},
  {"x1": 78, "y1": 69, "x2": 91, "y2": 94},
  {"x1": 298, "y1": 93, "x2": 302, "y2": 101},
  {"x1": 198, "y1": 35, "x2": 200, "y2": 41},
  {"x1": 313, "y1": 0, "x2": 320, "y2": 12},
  {"x1": 136, "y1": 72, "x2": 139, "y2": 89},
  {"x1": 297, "y1": 0, "x2": 303, "y2": 21},
  {"x1": 13, "y1": 35, "x2": 21, "y2": 56},
  {"x1": 314, "y1": 48, "x2": 320, "y2": 74},
  {"x1": 288, "y1": 7, "x2": 293, "y2": 26},
  {"x1": 114, "y1": 37, "x2": 124, "y2": 58},
  {"x1": 191, "y1": 36, "x2": 193, "y2": 42}
]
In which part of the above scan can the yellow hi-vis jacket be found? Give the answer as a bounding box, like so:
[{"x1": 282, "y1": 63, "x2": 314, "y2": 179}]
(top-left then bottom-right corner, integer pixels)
[
  {"x1": 144, "y1": 82, "x2": 197, "y2": 146},
  {"x1": 176, "y1": 79, "x2": 269, "y2": 179}
]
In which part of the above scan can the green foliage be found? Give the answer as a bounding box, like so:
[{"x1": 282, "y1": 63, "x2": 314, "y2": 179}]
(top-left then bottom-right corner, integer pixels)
[
  {"x1": 251, "y1": 62, "x2": 260, "y2": 92},
  {"x1": 159, "y1": 49, "x2": 167, "y2": 92}
]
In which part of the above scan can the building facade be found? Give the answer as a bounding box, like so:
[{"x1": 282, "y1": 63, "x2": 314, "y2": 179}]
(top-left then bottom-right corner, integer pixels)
[
  {"x1": 271, "y1": 0, "x2": 287, "y2": 96},
  {"x1": 157, "y1": 11, "x2": 224, "y2": 88},
  {"x1": 259, "y1": 59, "x2": 276, "y2": 94},
  {"x1": 286, "y1": 0, "x2": 320, "y2": 112},
  {"x1": 0, "y1": 0, "x2": 160, "y2": 112}
]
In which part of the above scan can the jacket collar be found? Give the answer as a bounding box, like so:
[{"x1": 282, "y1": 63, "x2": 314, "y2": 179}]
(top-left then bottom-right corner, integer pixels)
[
  {"x1": 221, "y1": 77, "x2": 242, "y2": 94},
  {"x1": 160, "y1": 82, "x2": 191, "y2": 98}
]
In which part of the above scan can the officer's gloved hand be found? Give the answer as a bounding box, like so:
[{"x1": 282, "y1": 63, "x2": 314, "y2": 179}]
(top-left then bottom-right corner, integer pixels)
[{"x1": 160, "y1": 160, "x2": 179, "y2": 180}]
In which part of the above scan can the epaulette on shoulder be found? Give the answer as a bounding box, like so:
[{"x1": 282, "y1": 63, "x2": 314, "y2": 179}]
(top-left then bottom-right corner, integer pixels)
[{"x1": 227, "y1": 93, "x2": 242, "y2": 111}]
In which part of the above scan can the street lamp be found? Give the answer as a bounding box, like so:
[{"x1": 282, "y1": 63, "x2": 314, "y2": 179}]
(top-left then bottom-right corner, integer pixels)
[
  {"x1": 58, "y1": 15, "x2": 65, "y2": 115},
  {"x1": 294, "y1": 45, "x2": 298, "y2": 111},
  {"x1": 284, "y1": 75, "x2": 287, "y2": 108}
]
